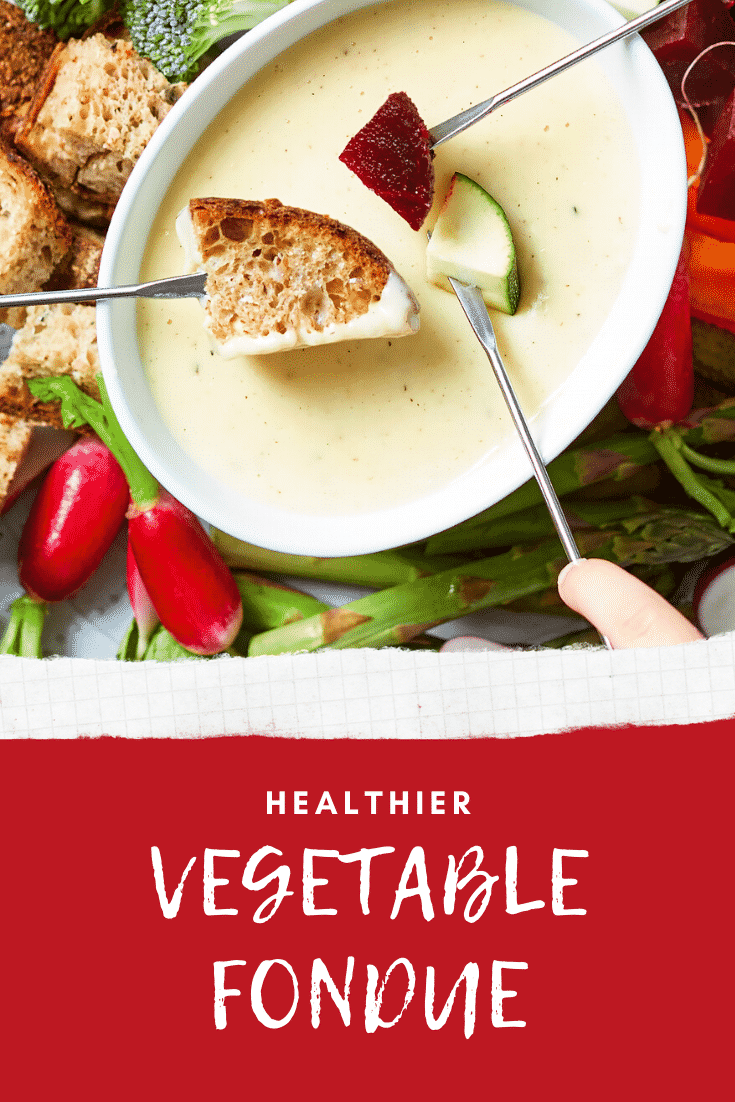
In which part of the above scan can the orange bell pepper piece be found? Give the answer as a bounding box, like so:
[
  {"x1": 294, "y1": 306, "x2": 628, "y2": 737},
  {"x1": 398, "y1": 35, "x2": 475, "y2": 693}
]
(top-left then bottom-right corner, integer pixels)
[{"x1": 679, "y1": 111, "x2": 735, "y2": 333}]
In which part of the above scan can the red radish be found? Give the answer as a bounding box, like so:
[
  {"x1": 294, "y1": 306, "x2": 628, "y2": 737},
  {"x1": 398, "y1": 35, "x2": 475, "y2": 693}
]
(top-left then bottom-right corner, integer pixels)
[
  {"x1": 126, "y1": 537, "x2": 160, "y2": 659},
  {"x1": 0, "y1": 435, "x2": 128, "y2": 658},
  {"x1": 18, "y1": 435, "x2": 128, "y2": 602},
  {"x1": 26, "y1": 373, "x2": 244, "y2": 656},
  {"x1": 127, "y1": 490, "x2": 242, "y2": 656},
  {"x1": 439, "y1": 636, "x2": 510, "y2": 653},
  {"x1": 616, "y1": 239, "x2": 694, "y2": 429},
  {"x1": 692, "y1": 552, "x2": 735, "y2": 634},
  {"x1": 339, "y1": 91, "x2": 435, "y2": 230}
]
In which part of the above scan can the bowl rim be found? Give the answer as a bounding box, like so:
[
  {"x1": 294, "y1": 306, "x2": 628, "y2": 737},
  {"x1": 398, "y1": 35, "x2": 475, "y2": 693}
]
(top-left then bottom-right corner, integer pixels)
[{"x1": 97, "y1": 0, "x2": 687, "y2": 557}]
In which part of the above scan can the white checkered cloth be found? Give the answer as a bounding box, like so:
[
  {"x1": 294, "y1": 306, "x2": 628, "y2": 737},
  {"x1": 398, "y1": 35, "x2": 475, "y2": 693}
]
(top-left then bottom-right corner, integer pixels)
[{"x1": 2, "y1": 631, "x2": 732, "y2": 739}]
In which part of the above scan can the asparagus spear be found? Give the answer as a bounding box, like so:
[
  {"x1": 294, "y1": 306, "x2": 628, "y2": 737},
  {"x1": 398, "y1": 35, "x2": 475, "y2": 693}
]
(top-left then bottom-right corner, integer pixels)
[
  {"x1": 229, "y1": 572, "x2": 329, "y2": 656},
  {"x1": 423, "y1": 495, "x2": 656, "y2": 554},
  {"x1": 234, "y1": 572, "x2": 328, "y2": 628},
  {"x1": 247, "y1": 508, "x2": 733, "y2": 655},
  {"x1": 447, "y1": 432, "x2": 658, "y2": 526},
  {"x1": 213, "y1": 497, "x2": 656, "y2": 591},
  {"x1": 426, "y1": 431, "x2": 659, "y2": 553},
  {"x1": 427, "y1": 399, "x2": 735, "y2": 554},
  {"x1": 570, "y1": 463, "x2": 662, "y2": 500},
  {"x1": 210, "y1": 534, "x2": 465, "y2": 587}
]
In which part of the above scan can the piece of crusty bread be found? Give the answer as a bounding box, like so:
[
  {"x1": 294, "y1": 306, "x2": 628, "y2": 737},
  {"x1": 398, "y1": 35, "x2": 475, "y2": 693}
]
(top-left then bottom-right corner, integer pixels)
[
  {"x1": 0, "y1": 409, "x2": 32, "y2": 510},
  {"x1": 45, "y1": 220, "x2": 104, "y2": 292},
  {"x1": 48, "y1": 184, "x2": 115, "y2": 228},
  {"x1": 178, "y1": 197, "x2": 420, "y2": 355},
  {"x1": 0, "y1": 216, "x2": 103, "y2": 436},
  {"x1": 0, "y1": 1, "x2": 58, "y2": 142},
  {"x1": 15, "y1": 32, "x2": 186, "y2": 210},
  {"x1": 0, "y1": 303, "x2": 99, "y2": 429},
  {"x1": 0, "y1": 139, "x2": 72, "y2": 327}
]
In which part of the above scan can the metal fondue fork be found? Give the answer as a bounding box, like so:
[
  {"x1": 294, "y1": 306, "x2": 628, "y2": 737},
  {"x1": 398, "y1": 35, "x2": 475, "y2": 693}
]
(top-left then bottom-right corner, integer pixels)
[
  {"x1": 0, "y1": 272, "x2": 207, "y2": 310},
  {"x1": 448, "y1": 277, "x2": 612, "y2": 650},
  {"x1": 428, "y1": 0, "x2": 692, "y2": 148}
]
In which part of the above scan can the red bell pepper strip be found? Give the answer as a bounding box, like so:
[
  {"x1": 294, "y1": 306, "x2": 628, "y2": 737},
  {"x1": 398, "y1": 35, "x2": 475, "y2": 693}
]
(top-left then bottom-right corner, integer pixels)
[
  {"x1": 26, "y1": 373, "x2": 244, "y2": 656},
  {"x1": 687, "y1": 228, "x2": 735, "y2": 332},
  {"x1": 680, "y1": 94, "x2": 735, "y2": 334},
  {"x1": 682, "y1": 110, "x2": 735, "y2": 242},
  {"x1": 616, "y1": 238, "x2": 694, "y2": 429}
]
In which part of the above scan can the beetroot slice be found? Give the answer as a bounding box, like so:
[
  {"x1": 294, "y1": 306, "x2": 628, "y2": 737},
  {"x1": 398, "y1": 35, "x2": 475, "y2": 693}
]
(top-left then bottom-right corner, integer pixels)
[
  {"x1": 642, "y1": 0, "x2": 735, "y2": 106},
  {"x1": 339, "y1": 91, "x2": 435, "y2": 231},
  {"x1": 697, "y1": 86, "x2": 735, "y2": 218}
]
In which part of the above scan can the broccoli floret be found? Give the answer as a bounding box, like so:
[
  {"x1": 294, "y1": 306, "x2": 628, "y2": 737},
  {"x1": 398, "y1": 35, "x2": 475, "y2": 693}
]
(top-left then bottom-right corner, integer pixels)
[
  {"x1": 17, "y1": 0, "x2": 115, "y2": 39},
  {"x1": 120, "y1": 1, "x2": 292, "y2": 84}
]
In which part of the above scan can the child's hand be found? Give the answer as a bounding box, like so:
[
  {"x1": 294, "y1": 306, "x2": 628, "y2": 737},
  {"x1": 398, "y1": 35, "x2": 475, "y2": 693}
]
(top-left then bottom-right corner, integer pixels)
[{"x1": 557, "y1": 559, "x2": 703, "y2": 649}]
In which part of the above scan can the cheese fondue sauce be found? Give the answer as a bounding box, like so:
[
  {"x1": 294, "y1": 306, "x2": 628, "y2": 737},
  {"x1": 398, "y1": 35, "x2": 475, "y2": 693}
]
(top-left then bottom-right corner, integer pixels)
[{"x1": 138, "y1": 0, "x2": 637, "y2": 515}]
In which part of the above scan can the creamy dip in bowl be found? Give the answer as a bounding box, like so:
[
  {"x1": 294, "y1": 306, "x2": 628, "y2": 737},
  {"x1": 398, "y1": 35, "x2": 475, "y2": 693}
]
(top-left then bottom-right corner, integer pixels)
[{"x1": 97, "y1": 0, "x2": 686, "y2": 556}]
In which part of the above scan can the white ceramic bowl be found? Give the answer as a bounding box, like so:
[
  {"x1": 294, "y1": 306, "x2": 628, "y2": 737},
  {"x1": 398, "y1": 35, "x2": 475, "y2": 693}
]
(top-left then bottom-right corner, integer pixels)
[{"x1": 97, "y1": 0, "x2": 686, "y2": 557}]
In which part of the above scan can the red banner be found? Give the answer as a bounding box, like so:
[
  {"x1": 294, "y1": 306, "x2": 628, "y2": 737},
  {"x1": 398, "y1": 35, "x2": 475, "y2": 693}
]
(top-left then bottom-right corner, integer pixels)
[{"x1": 2, "y1": 722, "x2": 733, "y2": 1099}]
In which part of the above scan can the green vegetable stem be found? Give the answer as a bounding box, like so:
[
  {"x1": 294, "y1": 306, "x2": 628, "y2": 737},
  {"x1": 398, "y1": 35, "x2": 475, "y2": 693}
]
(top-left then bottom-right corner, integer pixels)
[
  {"x1": 423, "y1": 495, "x2": 656, "y2": 555},
  {"x1": 427, "y1": 398, "x2": 735, "y2": 554},
  {"x1": 27, "y1": 375, "x2": 160, "y2": 508},
  {"x1": 211, "y1": 532, "x2": 466, "y2": 587},
  {"x1": 247, "y1": 508, "x2": 733, "y2": 656},
  {"x1": 0, "y1": 596, "x2": 46, "y2": 659},
  {"x1": 425, "y1": 432, "x2": 662, "y2": 554},
  {"x1": 651, "y1": 426, "x2": 735, "y2": 532}
]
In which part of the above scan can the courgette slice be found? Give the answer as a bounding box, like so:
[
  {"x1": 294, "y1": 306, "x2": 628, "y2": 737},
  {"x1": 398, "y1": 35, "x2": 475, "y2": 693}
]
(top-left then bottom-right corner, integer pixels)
[{"x1": 426, "y1": 172, "x2": 520, "y2": 315}]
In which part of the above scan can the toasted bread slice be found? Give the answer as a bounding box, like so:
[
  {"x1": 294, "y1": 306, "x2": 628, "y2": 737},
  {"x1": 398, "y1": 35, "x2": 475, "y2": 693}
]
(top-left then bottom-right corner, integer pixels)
[
  {"x1": 0, "y1": 303, "x2": 99, "y2": 429},
  {"x1": 15, "y1": 32, "x2": 186, "y2": 208},
  {"x1": 0, "y1": 1, "x2": 58, "y2": 142},
  {"x1": 0, "y1": 410, "x2": 32, "y2": 510},
  {"x1": 0, "y1": 139, "x2": 72, "y2": 327},
  {"x1": 45, "y1": 221, "x2": 104, "y2": 292},
  {"x1": 0, "y1": 221, "x2": 103, "y2": 431},
  {"x1": 177, "y1": 197, "x2": 420, "y2": 356},
  {"x1": 49, "y1": 185, "x2": 115, "y2": 228},
  {"x1": 0, "y1": 422, "x2": 76, "y2": 515}
]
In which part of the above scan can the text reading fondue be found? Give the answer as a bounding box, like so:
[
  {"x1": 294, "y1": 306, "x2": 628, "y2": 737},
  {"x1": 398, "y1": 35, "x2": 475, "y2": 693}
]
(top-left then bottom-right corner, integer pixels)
[{"x1": 151, "y1": 840, "x2": 588, "y2": 1037}]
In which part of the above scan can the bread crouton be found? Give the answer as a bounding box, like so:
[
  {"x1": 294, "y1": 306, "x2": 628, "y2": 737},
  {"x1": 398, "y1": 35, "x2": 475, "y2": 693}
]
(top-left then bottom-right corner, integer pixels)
[
  {"x1": 16, "y1": 33, "x2": 186, "y2": 210},
  {"x1": 45, "y1": 221, "x2": 104, "y2": 291},
  {"x1": 0, "y1": 139, "x2": 72, "y2": 327},
  {"x1": 0, "y1": 1, "x2": 58, "y2": 142},
  {"x1": 0, "y1": 409, "x2": 32, "y2": 510},
  {"x1": 0, "y1": 218, "x2": 102, "y2": 437},
  {"x1": 0, "y1": 420, "x2": 77, "y2": 515},
  {"x1": 178, "y1": 197, "x2": 420, "y2": 356},
  {"x1": 48, "y1": 185, "x2": 115, "y2": 228},
  {"x1": 0, "y1": 303, "x2": 99, "y2": 429}
]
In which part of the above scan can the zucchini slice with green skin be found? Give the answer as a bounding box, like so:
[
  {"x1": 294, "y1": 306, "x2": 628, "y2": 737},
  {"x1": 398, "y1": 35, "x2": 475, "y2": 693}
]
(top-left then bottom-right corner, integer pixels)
[{"x1": 426, "y1": 172, "x2": 520, "y2": 315}]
